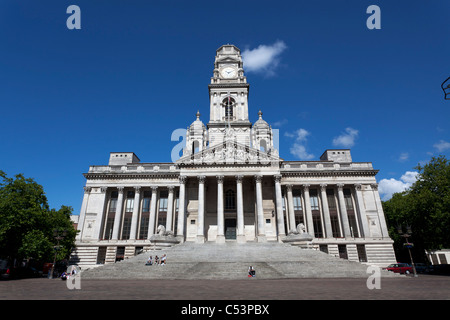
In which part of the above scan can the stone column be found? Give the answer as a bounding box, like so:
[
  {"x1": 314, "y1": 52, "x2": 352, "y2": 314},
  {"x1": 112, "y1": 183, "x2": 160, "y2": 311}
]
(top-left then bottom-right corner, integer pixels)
[
  {"x1": 337, "y1": 183, "x2": 351, "y2": 238},
  {"x1": 166, "y1": 186, "x2": 175, "y2": 232},
  {"x1": 111, "y1": 187, "x2": 124, "y2": 240},
  {"x1": 76, "y1": 186, "x2": 91, "y2": 241},
  {"x1": 371, "y1": 183, "x2": 390, "y2": 238},
  {"x1": 197, "y1": 175, "x2": 206, "y2": 243},
  {"x1": 216, "y1": 175, "x2": 225, "y2": 243},
  {"x1": 93, "y1": 187, "x2": 108, "y2": 240},
  {"x1": 176, "y1": 176, "x2": 187, "y2": 240},
  {"x1": 320, "y1": 184, "x2": 333, "y2": 238},
  {"x1": 286, "y1": 184, "x2": 296, "y2": 233},
  {"x1": 354, "y1": 184, "x2": 370, "y2": 238},
  {"x1": 147, "y1": 186, "x2": 158, "y2": 239},
  {"x1": 274, "y1": 175, "x2": 286, "y2": 239},
  {"x1": 236, "y1": 175, "x2": 245, "y2": 243},
  {"x1": 302, "y1": 184, "x2": 315, "y2": 237},
  {"x1": 255, "y1": 175, "x2": 266, "y2": 242},
  {"x1": 129, "y1": 186, "x2": 141, "y2": 240}
]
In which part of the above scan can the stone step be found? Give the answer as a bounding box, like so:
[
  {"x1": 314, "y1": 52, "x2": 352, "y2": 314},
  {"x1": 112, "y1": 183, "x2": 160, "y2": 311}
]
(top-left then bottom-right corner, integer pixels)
[{"x1": 80, "y1": 241, "x2": 401, "y2": 279}]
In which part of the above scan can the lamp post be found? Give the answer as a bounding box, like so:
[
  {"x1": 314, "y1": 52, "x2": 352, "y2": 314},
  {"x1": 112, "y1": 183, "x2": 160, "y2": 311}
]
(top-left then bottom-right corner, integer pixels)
[
  {"x1": 49, "y1": 229, "x2": 67, "y2": 279},
  {"x1": 397, "y1": 224, "x2": 417, "y2": 277}
]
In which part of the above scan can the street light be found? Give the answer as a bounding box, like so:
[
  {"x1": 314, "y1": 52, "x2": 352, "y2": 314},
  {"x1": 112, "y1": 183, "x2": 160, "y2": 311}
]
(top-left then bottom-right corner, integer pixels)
[
  {"x1": 397, "y1": 223, "x2": 417, "y2": 277},
  {"x1": 49, "y1": 229, "x2": 67, "y2": 279}
]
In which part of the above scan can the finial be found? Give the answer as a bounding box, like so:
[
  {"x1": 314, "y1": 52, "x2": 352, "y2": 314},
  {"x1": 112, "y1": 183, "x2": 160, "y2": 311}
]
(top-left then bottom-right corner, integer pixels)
[
  {"x1": 196, "y1": 110, "x2": 200, "y2": 119},
  {"x1": 258, "y1": 110, "x2": 263, "y2": 119}
]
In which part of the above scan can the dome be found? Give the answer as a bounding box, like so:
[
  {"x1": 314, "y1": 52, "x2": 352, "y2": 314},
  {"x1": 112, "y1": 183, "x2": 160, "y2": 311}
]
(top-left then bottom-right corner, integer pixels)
[
  {"x1": 190, "y1": 110, "x2": 206, "y2": 131},
  {"x1": 253, "y1": 110, "x2": 269, "y2": 128}
]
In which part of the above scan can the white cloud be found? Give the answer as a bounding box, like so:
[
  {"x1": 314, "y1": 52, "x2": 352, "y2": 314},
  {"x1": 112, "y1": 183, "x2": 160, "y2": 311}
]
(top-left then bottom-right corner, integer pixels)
[
  {"x1": 332, "y1": 127, "x2": 359, "y2": 148},
  {"x1": 433, "y1": 140, "x2": 450, "y2": 152},
  {"x1": 285, "y1": 128, "x2": 314, "y2": 160},
  {"x1": 272, "y1": 119, "x2": 288, "y2": 128},
  {"x1": 242, "y1": 40, "x2": 287, "y2": 76},
  {"x1": 290, "y1": 144, "x2": 315, "y2": 160},
  {"x1": 378, "y1": 171, "x2": 419, "y2": 201}
]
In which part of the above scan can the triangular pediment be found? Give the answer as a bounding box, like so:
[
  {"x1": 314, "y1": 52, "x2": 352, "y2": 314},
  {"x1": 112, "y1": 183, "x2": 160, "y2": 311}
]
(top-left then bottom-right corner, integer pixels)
[
  {"x1": 177, "y1": 140, "x2": 282, "y2": 166},
  {"x1": 216, "y1": 56, "x2": 240, "y2": 64}
]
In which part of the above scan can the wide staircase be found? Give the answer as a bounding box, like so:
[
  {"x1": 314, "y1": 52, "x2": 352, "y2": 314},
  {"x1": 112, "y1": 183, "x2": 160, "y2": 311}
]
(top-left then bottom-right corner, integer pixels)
[{"x1": 81, "y1": 241, "x2": 398, "y2": 280}]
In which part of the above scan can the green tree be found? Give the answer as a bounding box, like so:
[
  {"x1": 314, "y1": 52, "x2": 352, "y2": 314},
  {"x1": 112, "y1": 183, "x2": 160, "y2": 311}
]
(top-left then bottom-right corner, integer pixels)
[
  {"x1": 0, "y1": 171, "x2": 76, "y2": 264},
  {"x1": 383, "y1": 155, "x2": 450, "y2": 262}
]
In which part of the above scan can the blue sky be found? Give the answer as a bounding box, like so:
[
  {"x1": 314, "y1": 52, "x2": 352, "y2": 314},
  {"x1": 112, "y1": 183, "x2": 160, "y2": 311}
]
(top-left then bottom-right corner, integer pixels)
[{"x1": 0, "y1": 0, "x2": 449, "y2": 215}]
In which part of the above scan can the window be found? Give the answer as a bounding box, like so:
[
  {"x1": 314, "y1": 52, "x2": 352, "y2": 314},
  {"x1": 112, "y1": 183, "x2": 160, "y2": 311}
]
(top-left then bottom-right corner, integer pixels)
[
  {"x1": 348, "y1": 214, "x2": 359, "y2": 238},
  {"x1": 142, "y1": 191, "x2": 151, "y2": 212},
  {"x1": 125, "y1": 198, "x2": 134, "y2": 213},
  {"x1": 122, "y1": 215, "x2": 132, "y2": 239},
  {"x1": 223, "y1": 97, "x2": 235, "y2": 120},
  {"x1": 338, "y1": 245, "x2": 348, "y2": 259},
  {"x1": 326, "y1": 189, "x2": 337, "y2": 210},
  {"x1": 343, "y1": 188, "x2": 353, "y2": 210},
  {"x1": 357, "y1": 245, "x2": 367, "y2": 262},
  {"x1": 330, "y1": 212, "x2": 341, "y2": 237},
  {"x1": 309, "y1": 189, "x2": 319, "y2": 210},
  {"x1": 225, "y1": 189, "x2": 236, "y2": 210},
  {"x1": 293, "y1": 195, "x2": 302, "y2": 211},
  {"x1": 109, "y1": 191, "x2": 118, "y2": 213},
  {"x1": 139, "y1": 215, "x2": 149, "y2": 239},
  {"x1": 159, "y1": 190, "x2": 168, "y2": 212}
]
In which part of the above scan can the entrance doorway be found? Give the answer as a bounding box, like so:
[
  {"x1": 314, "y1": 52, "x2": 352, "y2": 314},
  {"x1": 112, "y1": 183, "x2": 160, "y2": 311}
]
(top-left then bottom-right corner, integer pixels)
[{"x1": 225, "y1": 219, "x2": 237, "y2": 240}]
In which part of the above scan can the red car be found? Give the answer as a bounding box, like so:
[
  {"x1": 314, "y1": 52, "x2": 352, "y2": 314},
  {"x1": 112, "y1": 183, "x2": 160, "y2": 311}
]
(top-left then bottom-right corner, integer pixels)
[{"x1": 383, "y1": 263, "x2": 413, "y2": 274}]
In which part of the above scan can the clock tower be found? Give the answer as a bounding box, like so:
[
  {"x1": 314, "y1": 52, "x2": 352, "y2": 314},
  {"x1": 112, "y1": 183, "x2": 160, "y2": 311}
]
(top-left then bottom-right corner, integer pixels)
[{"x1": 207, "y1": 44, "x2": 252, "y2": 147}]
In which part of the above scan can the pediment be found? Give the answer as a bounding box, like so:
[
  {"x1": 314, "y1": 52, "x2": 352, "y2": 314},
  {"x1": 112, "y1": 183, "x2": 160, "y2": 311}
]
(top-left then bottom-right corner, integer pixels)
[
  {"x1": 216, "y1": 56, "x2": 239, "y2": 64},
  {"x1": 177, "y1": 140, "x2": 282, "y2": 166}
]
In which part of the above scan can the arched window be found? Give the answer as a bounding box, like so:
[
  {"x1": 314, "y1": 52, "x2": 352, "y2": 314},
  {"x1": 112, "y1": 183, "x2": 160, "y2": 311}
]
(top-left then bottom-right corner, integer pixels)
[
  {"x1": 222, "y1": 97, "x2": 235, "y2": 120},
  {"x1": 225, "y1": 189, "x2": 236, "y2": 210},
  {"x1": 259, "y1": 139, "x2": 267, "y2": 152},
  {"x1": 192, "y1": 140, "x2": 200, "y2": 154}
]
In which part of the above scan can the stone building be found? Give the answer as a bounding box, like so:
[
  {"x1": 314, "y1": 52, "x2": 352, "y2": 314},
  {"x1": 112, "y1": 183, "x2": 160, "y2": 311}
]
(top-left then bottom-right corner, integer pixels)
[{"x1": 72, "y1": 45, "x2": 396, "y2": 268}]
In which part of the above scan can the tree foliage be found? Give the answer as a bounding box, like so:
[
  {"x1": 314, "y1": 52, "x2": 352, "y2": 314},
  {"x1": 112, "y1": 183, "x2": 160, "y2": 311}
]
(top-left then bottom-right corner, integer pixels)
[
  {"x1": 383, "y1": 155, "x2": 450, "y2": 262},
  {"x1": 0, "y1": 171, "x2": 76, "y2": 264}
]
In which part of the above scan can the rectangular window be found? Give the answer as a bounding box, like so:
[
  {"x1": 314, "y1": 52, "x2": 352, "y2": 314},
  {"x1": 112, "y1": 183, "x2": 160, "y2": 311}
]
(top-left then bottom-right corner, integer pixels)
[
  {"x1": 142, "y1": 198, "x2": 150, "y2": 212},
  {"x1": 104, "y1": 217, "x2": 114, "y2": 240},
  {"x1": 121, "y1": 214, "x2": 132, "y2": 240},
  {"x1": 343, "y1": 188, "x2": 353, "y2": 210},
  {"x1": 96, "y1": 247, "x2": 107, "y2": 264},
  {"x1": 310, "y1": 189, "x2": 319, "y2": 210},
  {"x1": 159, "y1": 190, "x2": 168, "y2": 212},
  {"x1": 338, "y1": 245, "x2": 348, "y2": 259},
  {"x1": 330, "y1": 213, "x2": 341, "y2": 237},
  {"x1": 109, "y1": 199, "x2": 117, "y2": 213},
  {"x1": 125, "y1": 198, "x2": 134, "y2": 213},
  {"x1": 139, "y1": 214, "x2": 149, "y2": 239},
  {"x1": 326, "y1": 189, "x2": 337, "y2": 210},
  {"x1": 293, "y1": 196, "x2": 302, "y2": 210},
  {"x1": 348, "y1": 214, "x2": 359, "y2": 238},
  {"x1": 357, "y1": 244, "x2": 367, "y2": 262}
]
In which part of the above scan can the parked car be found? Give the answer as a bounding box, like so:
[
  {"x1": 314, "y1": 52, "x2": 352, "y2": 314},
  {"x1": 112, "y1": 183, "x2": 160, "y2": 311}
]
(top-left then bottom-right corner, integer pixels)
[
  {"x1": 428, "y1": 264, "x2": 450, "y2": 275},
  {"x1": 383, "y1": 263, "x2": 413, "y2": 274},
  {"x1": 414, "y1": 263, "x2": 431, "y2": 274}
]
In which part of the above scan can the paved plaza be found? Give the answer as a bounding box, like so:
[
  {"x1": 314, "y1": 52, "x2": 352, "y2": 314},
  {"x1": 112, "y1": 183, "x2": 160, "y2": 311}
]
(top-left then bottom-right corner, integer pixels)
[{"x1": 1, "y1": 275, "x2": 449, "y2": 300}]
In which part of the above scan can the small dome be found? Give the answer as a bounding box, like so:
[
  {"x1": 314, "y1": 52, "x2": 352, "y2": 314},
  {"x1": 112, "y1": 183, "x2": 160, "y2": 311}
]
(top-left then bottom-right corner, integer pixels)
[
  {"x1": 253, "y1": 110, "x2": 269, "y2": 128},
  {"x1": 190, "y1": 110, "x2": 206, "y2": 131}
]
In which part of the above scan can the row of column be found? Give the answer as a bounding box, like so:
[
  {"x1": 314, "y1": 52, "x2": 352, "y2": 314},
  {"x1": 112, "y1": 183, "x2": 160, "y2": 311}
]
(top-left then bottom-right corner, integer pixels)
[
  {"x1": 78, "y1": 178, "x2": 388, "y2": 242},
  {"x1": 283, "y1": 183, "x2": 386, "y2": 239},
  {"x1": 110, "y1": 185, "x2": 178, "y2": 241},
  {"x1": 196, "y1": 174, "x2": 286, "y2": 243}
]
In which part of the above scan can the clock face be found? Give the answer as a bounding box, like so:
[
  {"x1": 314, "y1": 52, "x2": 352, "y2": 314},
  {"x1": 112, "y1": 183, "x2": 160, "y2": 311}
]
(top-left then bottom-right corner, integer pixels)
[{"x1": 221, "y1": 67, "x2": 237, "y2": 79}]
